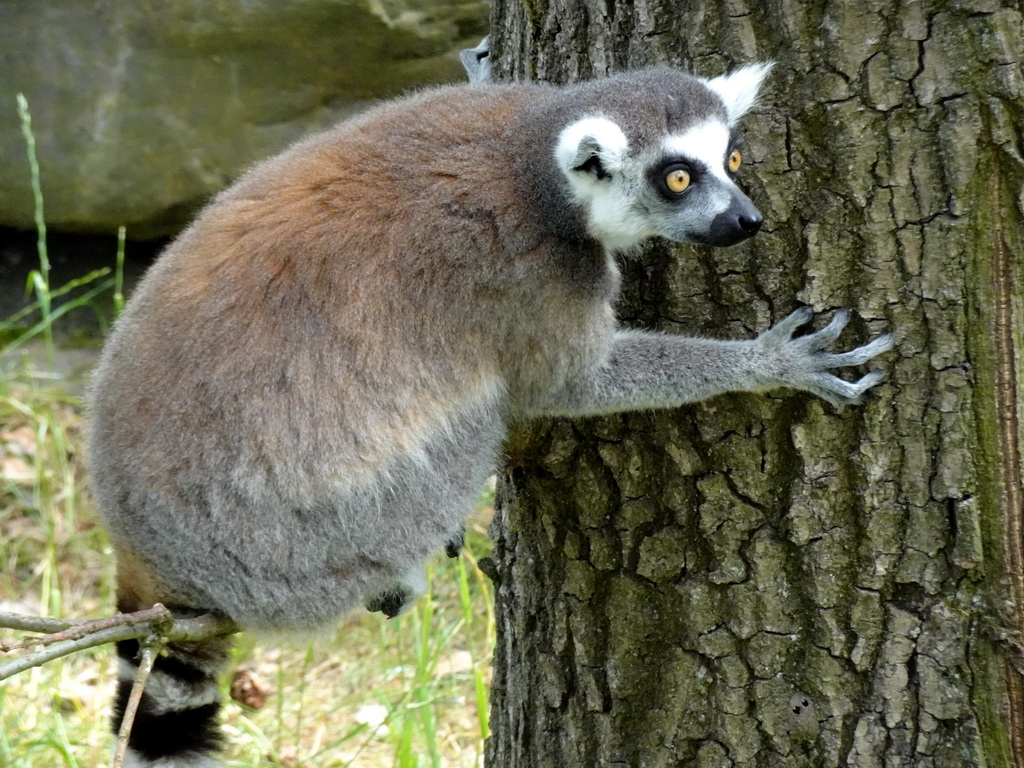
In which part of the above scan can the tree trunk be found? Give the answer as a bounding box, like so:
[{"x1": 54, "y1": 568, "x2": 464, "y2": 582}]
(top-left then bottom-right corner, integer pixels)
[{"x1": 484, "y1": 2, "x2": 1024, "y2": 766}]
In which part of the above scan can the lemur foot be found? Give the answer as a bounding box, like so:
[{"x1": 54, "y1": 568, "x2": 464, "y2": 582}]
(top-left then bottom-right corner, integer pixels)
[
  {"x1": 757, "y1": 308, "x2": 894, "y2": 407},
  {"x1": 365, "y1": 589, "x2": 409, "y2": 618},
  {"x1": 445, "y1": 526, "x2": 466, "y2": 559},
  {"x1": 364, "y1": 565, "x2": 428, "y2": 618}
]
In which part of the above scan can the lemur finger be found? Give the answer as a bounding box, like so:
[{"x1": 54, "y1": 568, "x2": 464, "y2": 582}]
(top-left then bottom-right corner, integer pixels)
[
  {"x1": 807, "y1": 369, "x2": 886, "y2": 407},
  {"x1": 807, "y1": 374, "x2": 864, "y2": 407},
  {"x1": 819, "y1": 334, "x2": 895, "y2": 368},
  {"x1": 851, "y1": 368, "x2": 887, "y2": 394},
  {"x1": 803, "y1": 309, "x2": 850, "y2": 350},
  {"x1": 763, "y1": 307, "x2": 814, "y2": 345}
]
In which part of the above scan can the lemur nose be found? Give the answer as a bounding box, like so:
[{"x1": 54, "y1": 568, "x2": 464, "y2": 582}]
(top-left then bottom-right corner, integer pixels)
[
  {"x1": 706, "y1": 196, "x2": 764, "y2": 247},
  {"x1": 738, "y1": 214, "x2": 763, "y2": 236}
]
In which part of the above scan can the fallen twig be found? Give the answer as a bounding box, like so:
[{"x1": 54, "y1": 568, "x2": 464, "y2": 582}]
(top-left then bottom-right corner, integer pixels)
[{"x1": 113, "y1": 638, "x2": 164, "y2": 768}]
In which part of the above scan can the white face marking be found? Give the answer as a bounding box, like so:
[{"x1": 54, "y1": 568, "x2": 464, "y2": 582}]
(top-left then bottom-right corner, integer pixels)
[
  {"x1": 585, "y1": 183, "x2": 659, "y2": 253},
  {"x1": 705, "y1": 62, "x2": 772, "y2": 125},
  {"x1": 659, "y1": 120, "x2": 742, "y2": 227},
  {"x1": 554, "y1": 116, "x2": 628, "y2": 174},
  {"x1": 556, "y1": 116, "x2": 657, "y2": 252},
  {"x1": 661, "y1": 120, "x2": 732, "y2": 183}
]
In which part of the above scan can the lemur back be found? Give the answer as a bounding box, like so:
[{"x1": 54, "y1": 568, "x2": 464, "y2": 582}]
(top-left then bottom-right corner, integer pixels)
[{"x1": 88, "y1": 66, "x2": 892, "y2": 767}]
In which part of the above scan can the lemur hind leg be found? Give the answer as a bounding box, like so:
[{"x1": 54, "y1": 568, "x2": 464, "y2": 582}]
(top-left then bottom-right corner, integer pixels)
[
  {"x1": 364, "y1": 564, "x2": 429, "y2": 618},
  {"x1": 365, "y1": 525, "x2": 466, "y2": 617},
  {"x1": 444, "y1": 525, "x2": 466, "y2": 558}
]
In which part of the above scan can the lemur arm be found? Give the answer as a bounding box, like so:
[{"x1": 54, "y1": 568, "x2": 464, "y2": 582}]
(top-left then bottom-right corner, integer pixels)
[{"x1": 534, "y1": 308, "x2": 893, "y2": 417}]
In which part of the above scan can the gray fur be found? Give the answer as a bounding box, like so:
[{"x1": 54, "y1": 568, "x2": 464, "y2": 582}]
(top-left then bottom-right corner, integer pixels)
[{"x1": 90, "y1": 66, "x2": 892, "y2": 634}]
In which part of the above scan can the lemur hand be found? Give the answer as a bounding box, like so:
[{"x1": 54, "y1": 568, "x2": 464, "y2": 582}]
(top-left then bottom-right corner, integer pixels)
[{"x1": 755, "y1": 307, "x2": 894, "y2": 407}]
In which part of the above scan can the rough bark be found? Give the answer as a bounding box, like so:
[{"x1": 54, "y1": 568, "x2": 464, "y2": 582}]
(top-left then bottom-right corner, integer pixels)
[{"x1": 485, "y1": 2, "x2": 1024, "y2": 766}]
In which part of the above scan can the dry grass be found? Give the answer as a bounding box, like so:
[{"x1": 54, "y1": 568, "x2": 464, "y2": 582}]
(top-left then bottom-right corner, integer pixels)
[{"x1": 0, "y1": 376, "x2": 495, "y2": 768}]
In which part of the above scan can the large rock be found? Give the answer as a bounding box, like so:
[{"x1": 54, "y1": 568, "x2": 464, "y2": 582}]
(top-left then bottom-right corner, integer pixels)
[{"x1": 0, "y1": 0, "x2": 488, "y2": 238}]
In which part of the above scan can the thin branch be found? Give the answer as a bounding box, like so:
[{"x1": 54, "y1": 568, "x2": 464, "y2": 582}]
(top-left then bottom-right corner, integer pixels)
[
  {"x1": 0, "y1": 612, "x2": 82, "y2": 635},
  {"x1": 0, "y1": 607, "x2": 238, "y2": 681},
  {"x1": 2, "y1": 623, "x2": 158, "y2": 680},
  {"x1": 0, "y1": 605, "x2": 172, "y2": 652}
]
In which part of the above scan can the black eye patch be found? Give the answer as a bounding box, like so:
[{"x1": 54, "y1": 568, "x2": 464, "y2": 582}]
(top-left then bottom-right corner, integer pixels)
[{"x1": 648, "y1": 157, "x2": 707, "y2": 201}]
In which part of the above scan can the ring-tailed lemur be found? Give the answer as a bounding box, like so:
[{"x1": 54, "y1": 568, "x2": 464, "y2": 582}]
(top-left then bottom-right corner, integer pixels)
[{"x1": 88, "y1": 63, "x2": 893, "y2": 767}]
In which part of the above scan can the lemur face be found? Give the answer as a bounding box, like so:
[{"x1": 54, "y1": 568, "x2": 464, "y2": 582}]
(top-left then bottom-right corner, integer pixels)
[
  {"x1": 643, "y1": 118, "x2": 763, "y2": 247},
  {"x1": 555, "y1": 63, "x2": 771, "y2": 253}
]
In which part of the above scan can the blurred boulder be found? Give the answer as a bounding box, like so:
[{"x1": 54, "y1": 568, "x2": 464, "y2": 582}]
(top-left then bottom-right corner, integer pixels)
[{"x1": 0, "y1": 0, "x2": 488, "y2": 238}]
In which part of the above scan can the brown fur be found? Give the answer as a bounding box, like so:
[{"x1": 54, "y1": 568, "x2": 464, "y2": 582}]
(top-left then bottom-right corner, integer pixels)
[
  {"x1": 90, "y1": 82, "x2": 617, "y2": 627},
  {"x1": 111, "y1": 542, "x2": 163, "y2": 614}
]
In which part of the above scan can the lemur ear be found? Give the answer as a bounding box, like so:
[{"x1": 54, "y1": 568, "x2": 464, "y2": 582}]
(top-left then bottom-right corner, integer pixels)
[
  {"x1": 556, "y1": 116, "x2": 629, "y2": 179},
  {"x1": 705, "y1": 62, "x2": 773, "y2": 125}
]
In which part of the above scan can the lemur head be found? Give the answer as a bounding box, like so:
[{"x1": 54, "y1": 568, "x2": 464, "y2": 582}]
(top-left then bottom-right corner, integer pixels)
[{"x1": 554, "y1": 63, "x2": 772, "y2": 253}]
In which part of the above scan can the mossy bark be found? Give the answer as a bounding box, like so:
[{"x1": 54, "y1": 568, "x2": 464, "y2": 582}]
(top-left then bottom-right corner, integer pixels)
[{"x1": 485, "y1": 2, "x2": 1024, "y2": 766}]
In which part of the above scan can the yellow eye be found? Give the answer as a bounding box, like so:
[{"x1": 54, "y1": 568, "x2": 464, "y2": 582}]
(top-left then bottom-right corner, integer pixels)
[
  {"x1": 728, "y1": 148, "x2": 742, "y2": 173},
  {"x1": 664, "y1": 168, "x2": 691, "y2": 194}
]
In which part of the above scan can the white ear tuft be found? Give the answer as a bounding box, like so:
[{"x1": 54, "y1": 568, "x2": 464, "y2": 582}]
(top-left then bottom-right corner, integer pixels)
[
  {"x1": 555, "y1": 116, "x2": 629, "y2": 176},
  {"x1": 705, "y1": 62, "x2": 773, "y2": 125}
]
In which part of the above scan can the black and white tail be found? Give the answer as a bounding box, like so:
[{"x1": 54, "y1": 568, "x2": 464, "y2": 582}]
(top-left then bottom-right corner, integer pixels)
[{"x1": 114, "y1": 636, "x2": 230, "y2": 768}]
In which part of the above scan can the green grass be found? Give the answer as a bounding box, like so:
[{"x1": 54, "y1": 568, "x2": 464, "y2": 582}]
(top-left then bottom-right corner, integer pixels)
[
  {"x1": 2, "y1": 96, "x2": 117, "y2": 358},
  {"x1": 0, "y1": 380, "x2": 116, "y2": 768},
  {"x1": 0, "y1": 95, "x2": 496, "y2": 768}
]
